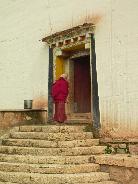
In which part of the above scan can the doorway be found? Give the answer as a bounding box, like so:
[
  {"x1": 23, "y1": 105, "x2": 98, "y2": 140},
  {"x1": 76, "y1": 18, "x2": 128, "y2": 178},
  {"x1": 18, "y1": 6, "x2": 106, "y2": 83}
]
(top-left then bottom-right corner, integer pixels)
[{"x1": 73, "y1": 55, "x2": 91, "y2": 113}]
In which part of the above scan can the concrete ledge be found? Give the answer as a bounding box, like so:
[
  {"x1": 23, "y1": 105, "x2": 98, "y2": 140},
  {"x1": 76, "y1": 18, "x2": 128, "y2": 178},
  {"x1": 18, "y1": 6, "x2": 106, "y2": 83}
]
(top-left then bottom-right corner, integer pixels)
[
  {"x1": 0, "y1": 109, "x2": 47, "y2": 112},
  {"x1": 92, "y1": 154, "x2": 138, "y2": 184},
  {"x1": 93, "y1": 154, "x2": 138, "y2": 168},
  {"x1": 100, "y1": 138, "x2": 138, "y2": 155},
  {"x1": 100, "y1": 138, "x2": 138, "y2": 144},
  {"x1": 0, "y1": 110, "x2": 48, "y2": 137}
]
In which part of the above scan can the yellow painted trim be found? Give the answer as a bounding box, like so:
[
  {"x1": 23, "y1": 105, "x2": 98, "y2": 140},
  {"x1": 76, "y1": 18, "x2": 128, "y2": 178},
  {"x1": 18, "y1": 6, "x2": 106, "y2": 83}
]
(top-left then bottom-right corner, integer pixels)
[{"x1": 55, "y1": 56, "x2": 64, "y2": 80}]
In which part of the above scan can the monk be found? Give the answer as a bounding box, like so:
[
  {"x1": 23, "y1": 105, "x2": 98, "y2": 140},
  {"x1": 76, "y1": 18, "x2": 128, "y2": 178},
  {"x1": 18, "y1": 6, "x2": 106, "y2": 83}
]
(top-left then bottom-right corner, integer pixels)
[{"x1": 51, "y1": 74, "x2": 69, "y2": 123}]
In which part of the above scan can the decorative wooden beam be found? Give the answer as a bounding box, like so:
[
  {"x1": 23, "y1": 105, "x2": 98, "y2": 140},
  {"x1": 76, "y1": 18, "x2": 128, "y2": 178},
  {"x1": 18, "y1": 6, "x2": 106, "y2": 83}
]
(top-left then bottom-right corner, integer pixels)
[
  {"x1": 55, "y1": 49, "x2": 62, "y2": 56},
  {"x1": 42, "y1": 23, "x2": 95, "y2": 47},
  {"x1": 85, "y1": 43, "x2": 90, "y2": 49},
  {"x1": 78, "y1": 35, "x2": 85, "y2": 41}
]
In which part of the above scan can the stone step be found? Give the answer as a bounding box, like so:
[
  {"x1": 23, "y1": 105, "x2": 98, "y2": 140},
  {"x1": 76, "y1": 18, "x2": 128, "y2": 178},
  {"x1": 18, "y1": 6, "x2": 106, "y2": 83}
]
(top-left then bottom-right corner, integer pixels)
[
  {"x1": 93, "y1": 154, "x2": 138, "y2": 168},
  {"x1": 0, "y1": 145, "x2": 106, "y2": 156},
  {"x1": 2, "y1": 138, "x2": 99, "y2": 148},
  {"x1": 0, "y1": 171, "x2": 110, "y2": 184},
  {"x1": 0, "y1": 183, "x2": 19, "y2": 184},
  {"x1": 0, "y1": 182, "x2": 118, "y2": 184},
  {"x1": 0, "y1": 154, "x2": 94, "y2": 164},
  {"x1": 66, "y1": 119, "x2": 91, "y2": 124},
  {"x1": 10, "y1": 132, "x2": 93, "y2": 141},
  {"x1": 0, "y1": 162, "x2": 100, "y2": 174},
  {"x1": 18, "y1": 125, "x2": 88, "y2": 133},
  {"x1": 77, "y1": 182, "x2": 118, "y2": 184}
]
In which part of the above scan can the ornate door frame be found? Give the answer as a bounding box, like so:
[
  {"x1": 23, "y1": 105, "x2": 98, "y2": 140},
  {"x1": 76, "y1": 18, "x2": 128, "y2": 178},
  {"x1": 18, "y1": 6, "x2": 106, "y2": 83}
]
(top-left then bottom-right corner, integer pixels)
[{"x1": 42, "y1": 23, "x2": 100, "y2": 137}]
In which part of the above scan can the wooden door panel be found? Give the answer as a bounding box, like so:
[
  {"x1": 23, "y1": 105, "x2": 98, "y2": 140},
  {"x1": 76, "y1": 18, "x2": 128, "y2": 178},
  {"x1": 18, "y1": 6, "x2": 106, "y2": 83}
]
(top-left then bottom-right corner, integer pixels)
[{"x1": 74, "y1": 56, "x2": 91, "y2": 113}]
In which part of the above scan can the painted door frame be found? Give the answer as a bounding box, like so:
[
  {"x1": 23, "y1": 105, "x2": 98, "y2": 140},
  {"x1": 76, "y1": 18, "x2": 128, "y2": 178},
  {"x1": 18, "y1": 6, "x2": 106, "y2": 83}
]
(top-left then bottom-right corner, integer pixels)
[
  {"x1": 90, "y1": 33, "x2": 100, "y2": 137},
  {"x1": 47, "y1": 33, "x2": 100, "y2": 137}
]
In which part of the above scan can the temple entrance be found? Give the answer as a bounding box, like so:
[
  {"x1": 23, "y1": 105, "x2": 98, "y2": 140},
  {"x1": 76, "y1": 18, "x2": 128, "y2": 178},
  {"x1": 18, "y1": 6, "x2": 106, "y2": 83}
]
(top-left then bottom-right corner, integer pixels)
[
  {"x1": 73, "y1": 55, "x2": 91, "y2": 113},
  {"x1": 43, "y1": 23, "x2": 100, "y2": 131}
]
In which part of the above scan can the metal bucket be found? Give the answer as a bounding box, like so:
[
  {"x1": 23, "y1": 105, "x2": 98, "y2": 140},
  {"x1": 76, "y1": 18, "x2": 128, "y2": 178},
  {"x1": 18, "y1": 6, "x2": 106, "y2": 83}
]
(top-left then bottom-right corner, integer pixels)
[{"x1": 24, "y1": 100, "x2": 33, "y2": 109}]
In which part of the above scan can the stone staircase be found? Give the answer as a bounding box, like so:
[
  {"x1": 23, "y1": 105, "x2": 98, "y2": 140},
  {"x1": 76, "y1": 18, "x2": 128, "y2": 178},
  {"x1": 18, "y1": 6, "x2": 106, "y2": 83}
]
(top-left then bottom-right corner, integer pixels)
[{"x1": 0, "y1": 123, "x2": 118, "y2": 184}]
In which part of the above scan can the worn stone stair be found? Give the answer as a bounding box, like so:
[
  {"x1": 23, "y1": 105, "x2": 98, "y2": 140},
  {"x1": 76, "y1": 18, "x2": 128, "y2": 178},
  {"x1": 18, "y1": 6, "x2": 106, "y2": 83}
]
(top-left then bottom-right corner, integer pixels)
[
  {"x1": 2, "y1": 138, "x2": 99, "y2": 148},
  {"x1": 0, "y1": 171, "x2": 116, "y2": 184},
  {"x1": 0, "y1": 182, "x2": 117, "y2": 184},
  {"x1": 0, "y1": 162, "x2": 100, "y2": 174},
  {"x1": 0, "y1": 154, "x2": 95, "y2": 164},
  {"x1": 0, "y1": 124, "x2": 118, "y2": 184}
]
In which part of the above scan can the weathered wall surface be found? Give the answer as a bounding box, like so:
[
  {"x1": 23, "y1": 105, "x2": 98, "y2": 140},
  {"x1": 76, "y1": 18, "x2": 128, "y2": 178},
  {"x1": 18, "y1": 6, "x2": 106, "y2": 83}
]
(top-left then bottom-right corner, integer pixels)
[
  {"x1": 93, "y1": 154, "x2": 138, "y2": 184},
  {"x1": 0, "y1": 110, "x2": 47, "y2": 136},
  {"x1": 0, "y1": 0, "x2": 138, "y2": 138},
  {"x1": 0, "y1": 0, "x2": 49, "y2": 109},
  {"x1": 95, "y1": 0, "x2": 138, "y2": 138}
]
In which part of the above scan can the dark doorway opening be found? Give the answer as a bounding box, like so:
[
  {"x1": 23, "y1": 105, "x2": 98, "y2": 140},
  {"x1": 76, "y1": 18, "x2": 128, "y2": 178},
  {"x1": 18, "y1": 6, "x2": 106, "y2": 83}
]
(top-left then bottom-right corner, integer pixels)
[{"x1": 73, "y1": 55, "x2": 91, "y2": 113}]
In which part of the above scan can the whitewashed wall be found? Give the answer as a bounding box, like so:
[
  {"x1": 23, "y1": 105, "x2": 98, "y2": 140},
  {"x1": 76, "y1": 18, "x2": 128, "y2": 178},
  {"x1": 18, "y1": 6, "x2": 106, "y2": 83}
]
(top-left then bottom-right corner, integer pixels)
[
  {"x1": 0, "y1": 0, "x2": 137, "y2": 138},
  {"x1": 95, "y1": 0, "x2": 138, "y2": 138}
]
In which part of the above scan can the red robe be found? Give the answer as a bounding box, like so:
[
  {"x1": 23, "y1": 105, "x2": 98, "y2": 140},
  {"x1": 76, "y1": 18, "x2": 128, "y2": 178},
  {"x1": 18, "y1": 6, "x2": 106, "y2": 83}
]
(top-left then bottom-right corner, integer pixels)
[
  {"x1": 51, "y1": 77, "x2": 69, "y2": 122},
  {"x1": 51, "y1": 77, "x2": 69, "y2": 102}
]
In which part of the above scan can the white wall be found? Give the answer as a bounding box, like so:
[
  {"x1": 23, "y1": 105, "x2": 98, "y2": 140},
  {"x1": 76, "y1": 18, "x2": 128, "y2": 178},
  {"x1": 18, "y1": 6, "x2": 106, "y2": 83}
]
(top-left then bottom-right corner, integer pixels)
[
  {"x1": 0, "y1": 0, "x2": 50, "y2": 109},
  {"x1": 95, "y1": 0, "x2": 138, "y2": 138},
  {"x1": 0, "y1": 0, "x2": 137, "y2": 138},
  {"x1": 0, "y1": 0, "x2": 110, "y2": 108}
]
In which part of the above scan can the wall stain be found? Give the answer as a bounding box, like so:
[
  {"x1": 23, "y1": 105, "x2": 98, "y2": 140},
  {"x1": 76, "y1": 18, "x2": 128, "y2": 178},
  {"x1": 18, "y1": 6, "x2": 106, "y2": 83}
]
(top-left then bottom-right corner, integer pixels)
[
  {"x1": 33, "y1": 95, "x2": 48, "y2": 109},
  {"x1": 100, "y1": 122, "x2": 138, "y2": 139}
]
